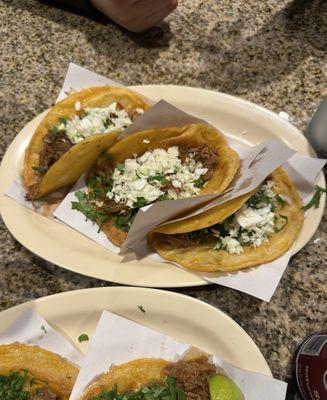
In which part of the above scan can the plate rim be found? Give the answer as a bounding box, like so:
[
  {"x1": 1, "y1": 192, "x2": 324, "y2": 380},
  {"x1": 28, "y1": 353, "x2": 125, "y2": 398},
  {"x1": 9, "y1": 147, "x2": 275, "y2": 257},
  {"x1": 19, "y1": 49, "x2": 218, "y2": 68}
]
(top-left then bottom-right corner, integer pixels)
[
  {"x1": 0, "y1": 84, "x2": 325, "y2": 287},
  {"x1": 0, "y1": 286, "x2": 272, "y2": 376}
]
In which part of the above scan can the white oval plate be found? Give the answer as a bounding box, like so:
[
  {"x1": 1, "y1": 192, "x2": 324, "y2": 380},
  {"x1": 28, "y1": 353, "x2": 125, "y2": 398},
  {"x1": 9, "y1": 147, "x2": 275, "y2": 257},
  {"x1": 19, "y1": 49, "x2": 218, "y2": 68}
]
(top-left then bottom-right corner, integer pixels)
[
  {"x1": 0, "y1": 85, "x2": 324, "y2": 287},
  {"x1": 0, "y1": 287, "x2": 272, "y2": 375}
]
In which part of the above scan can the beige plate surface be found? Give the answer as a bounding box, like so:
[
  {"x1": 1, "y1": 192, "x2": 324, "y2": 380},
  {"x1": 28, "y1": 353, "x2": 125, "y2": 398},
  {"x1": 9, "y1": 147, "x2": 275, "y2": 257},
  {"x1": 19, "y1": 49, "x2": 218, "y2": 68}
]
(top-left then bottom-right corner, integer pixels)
[
  {"x1": 0, "y1": 286, "x2": 272, "y2": 375},
  {"x1": 0, "y1": 85, "x2": 325, "y2": 287}
]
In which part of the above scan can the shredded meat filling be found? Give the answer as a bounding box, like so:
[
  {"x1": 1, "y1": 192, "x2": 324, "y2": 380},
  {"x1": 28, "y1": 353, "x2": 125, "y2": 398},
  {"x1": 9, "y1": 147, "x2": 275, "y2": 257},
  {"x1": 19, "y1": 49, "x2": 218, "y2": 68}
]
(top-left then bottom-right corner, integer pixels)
[
  {"x1": 179, "y1": 145, "x2": 218, "y2": 181},
  {"x1": 29, "y1": 388, "x2": 57, "y2": 400},
  {"x1": 156, "y1": 232, "x2": 210, "y2": 248},
  {"x1": 39, "y1": 131, "x2": 73, "y2": 173},
  {"x1": 103, "y1": 199, "x2": 129, "y2": 214},
  {"x1": 164, "y1": 358, "x2": 217, "y2": 400}
]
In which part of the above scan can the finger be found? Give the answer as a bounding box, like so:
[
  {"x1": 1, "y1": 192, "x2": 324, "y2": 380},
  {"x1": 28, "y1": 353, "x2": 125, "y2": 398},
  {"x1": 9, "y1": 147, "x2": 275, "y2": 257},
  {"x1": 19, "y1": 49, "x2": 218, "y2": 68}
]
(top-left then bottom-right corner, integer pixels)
[
  {"x1": 133, "y1": 0, "x2": 178, "y2": 16},
  {"x1": 127, "y1": 3, "x2": 178, "y2": 32}
]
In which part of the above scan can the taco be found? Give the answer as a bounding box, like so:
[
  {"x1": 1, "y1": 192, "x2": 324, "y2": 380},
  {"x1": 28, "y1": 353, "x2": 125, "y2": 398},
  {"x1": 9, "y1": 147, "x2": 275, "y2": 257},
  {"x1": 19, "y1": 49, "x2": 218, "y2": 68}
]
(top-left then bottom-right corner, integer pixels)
[
  {"x1": 71, "y1": 123, "x2": 240, "y2": 247},
  {"x1": 149, "y1": 168, "x2": 304, "y2": 272},
  {"x1": 80, "y1": 356, "x2": 242, "y2": 400},
  {"x1": 24, "y1": 86, "x2": 150, "y2": 199},
  {"x1": 0, "y1": 343, "x2": 78, "y2": 399}
]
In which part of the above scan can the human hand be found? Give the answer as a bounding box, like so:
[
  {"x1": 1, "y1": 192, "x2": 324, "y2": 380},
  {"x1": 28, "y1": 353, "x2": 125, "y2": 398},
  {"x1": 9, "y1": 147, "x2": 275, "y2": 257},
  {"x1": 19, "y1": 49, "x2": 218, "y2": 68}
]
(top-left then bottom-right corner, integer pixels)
[{"x1": 90, "y1": 0, "x2": 178, "y2": 32}]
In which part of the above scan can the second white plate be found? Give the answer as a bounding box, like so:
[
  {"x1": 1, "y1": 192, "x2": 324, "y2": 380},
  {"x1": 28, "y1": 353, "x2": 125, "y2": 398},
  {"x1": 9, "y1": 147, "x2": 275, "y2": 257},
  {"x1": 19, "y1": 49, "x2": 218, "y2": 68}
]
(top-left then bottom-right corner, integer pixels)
[{"x1": 0, "y1": 287, "x2": 272, "y2": 375}]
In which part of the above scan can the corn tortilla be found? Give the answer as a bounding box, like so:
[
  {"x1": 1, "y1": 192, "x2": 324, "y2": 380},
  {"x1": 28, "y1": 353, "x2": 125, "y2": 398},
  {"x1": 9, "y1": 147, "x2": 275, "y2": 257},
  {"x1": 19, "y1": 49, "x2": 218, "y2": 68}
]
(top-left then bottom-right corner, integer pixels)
[
  {"x1": 24, "y1": 86, "x2": 150, "y2": 199},
  {"x1": 149, "y1": 168, "x2": 304, "y2": 272}
]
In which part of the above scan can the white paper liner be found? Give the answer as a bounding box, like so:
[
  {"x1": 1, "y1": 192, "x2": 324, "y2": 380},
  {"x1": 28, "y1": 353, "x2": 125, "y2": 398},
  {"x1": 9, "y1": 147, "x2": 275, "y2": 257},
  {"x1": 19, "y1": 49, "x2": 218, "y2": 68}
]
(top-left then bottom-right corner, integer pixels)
[
  {"x1": 70, "y1": 310, "x2": 287, "y2": 400},
  {"x1": 0, "y1": 308, "x2": 84, "y2": 366},
  {"x1": 57, "y1": 63, "x2": 124, "y2": 102}
]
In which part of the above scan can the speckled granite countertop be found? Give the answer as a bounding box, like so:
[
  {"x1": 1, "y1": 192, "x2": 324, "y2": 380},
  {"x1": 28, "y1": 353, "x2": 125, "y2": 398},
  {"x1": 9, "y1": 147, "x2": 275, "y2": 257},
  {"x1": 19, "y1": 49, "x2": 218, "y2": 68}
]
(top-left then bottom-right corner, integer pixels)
[{"x1": 1, "y1": 0, "x2": 326, "y2": 398}]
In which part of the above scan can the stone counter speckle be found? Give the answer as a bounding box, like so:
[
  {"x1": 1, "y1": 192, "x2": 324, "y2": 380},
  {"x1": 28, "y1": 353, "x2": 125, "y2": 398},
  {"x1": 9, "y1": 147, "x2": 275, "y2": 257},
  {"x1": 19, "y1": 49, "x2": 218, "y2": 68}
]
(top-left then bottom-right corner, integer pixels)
[{"x1": 1, "y1": 1, "x2": 326, "y2": 398}]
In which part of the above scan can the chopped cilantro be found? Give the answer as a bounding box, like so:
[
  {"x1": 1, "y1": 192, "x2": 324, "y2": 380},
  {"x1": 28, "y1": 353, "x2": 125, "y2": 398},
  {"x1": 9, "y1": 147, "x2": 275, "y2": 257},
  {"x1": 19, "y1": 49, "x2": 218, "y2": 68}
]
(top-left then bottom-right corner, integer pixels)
[
  {"x1": 0, "y1": 370, "x2": 30, "y2": 400},
  {"x1": 193, "y1": 177, "x2": 204, "y2": 188},
  {"x1": 247, "y1": 189, "x2": 275, "y2": 211},
  {"x1": 138, "y1": 305, "x2": 146, "y2": 313},
  {"x1": 105, "y1": 176, "x2": 114, "y2": 193},
  {"x1": 89, "y1": 376, "x2": 184, "y2": 400},
  {"x1": 148, "y1": 174, "x2": 169, "y2": 185},
  {"x1": 49, "y1": 125, "x2": 58, "y2": 144},
  {"x1": 133, "y1": 197, "x2": 148, "y2": 208},
  {"x1": 78, "y1": 334, "x2": 89, "y2": 343},
  {"x1": 275, "y1": 194, "x2": 286, "y2": 208},
  {"x1": 303, "y1": 185, "x2": 327, "y2": 211},
  {"x1": 103, "y1": 117, "x2": 110, "y2": 129},
  {"x1": 114, "y1": 210, "x2": 136, "y2": 232},
  {"x1": 72, "y1": 191, "x2": 110, "y2": 232},
  {"x1": 32, "y1": 166, "x2": 47, "y2": 175},
  {"x1": 59, "y1": 116, "x2": 68, "y2": 126}
]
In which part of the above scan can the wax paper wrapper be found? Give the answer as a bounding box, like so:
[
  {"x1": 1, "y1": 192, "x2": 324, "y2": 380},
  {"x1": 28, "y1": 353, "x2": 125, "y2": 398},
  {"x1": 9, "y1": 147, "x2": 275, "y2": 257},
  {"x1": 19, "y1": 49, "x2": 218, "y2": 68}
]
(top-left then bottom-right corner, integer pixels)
[
  {"x1": 0, "y1": 308, "x2": 83, "y2": 366},
  {"x1": 4, "y1": 62, "x2": 150, "y2": 212},
  {"x1": 70, "y1": 310, "x2": 287, "y2": 400}
]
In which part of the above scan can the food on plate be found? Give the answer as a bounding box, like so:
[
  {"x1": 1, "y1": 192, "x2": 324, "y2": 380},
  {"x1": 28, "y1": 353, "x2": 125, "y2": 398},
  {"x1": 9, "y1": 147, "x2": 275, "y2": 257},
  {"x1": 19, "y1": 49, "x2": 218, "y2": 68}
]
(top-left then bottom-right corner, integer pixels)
[
  {"x1": 150, "y1": 168, "x2": 304, "y2": 271},
  {"x1": 80, "y1": 356, "x2": 243, "y2": 400},
  {"x1": 71, "y1": 123, "x2": 239, "y2": 247},
  {"x1": 0, "y1": 343, "x2": 78, "y2": 399},
  {"x1": 24, "y1": 86, "x2": 150, "y2": 199}
]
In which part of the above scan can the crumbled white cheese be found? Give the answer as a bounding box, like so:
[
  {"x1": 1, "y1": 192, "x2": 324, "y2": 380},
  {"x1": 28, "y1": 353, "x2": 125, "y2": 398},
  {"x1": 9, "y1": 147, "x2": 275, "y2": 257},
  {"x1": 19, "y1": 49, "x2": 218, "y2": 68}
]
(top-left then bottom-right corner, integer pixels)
[
  {"x1": 143, "y1": 139, "x2": 150, "y2": 144},
  {"x1": 136, "y1": 108, "x2": 144, "y2": 114},
  {"x1": 65, "y1": 102, "x2": 137, "y2": 144},
  {"x1": 214, "y1": 236, "x2": 243, "y2": 254},
  {"x1": 106, "y1": 146, "x2": 208, "y2": 208},
  {"x1": 212, "y1": 180, "x2": 280, "y2": 254},
  {"x1": 75, "y1": 101, "x2": 81, "y2": 111}
]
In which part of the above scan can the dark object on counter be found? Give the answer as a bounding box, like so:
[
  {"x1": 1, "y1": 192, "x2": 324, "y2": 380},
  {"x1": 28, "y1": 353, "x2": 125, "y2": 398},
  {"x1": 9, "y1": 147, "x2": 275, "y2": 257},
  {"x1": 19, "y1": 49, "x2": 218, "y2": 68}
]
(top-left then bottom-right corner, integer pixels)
[
  {"x1": 292, "y1": 329, "x2": 327, "y2": 400},
  {"x1": 305, "y1": 97, "x2": 327, "y2": 159},
  {"x1": 41, "y1": 0, "x2": 105, "y2": 20}
]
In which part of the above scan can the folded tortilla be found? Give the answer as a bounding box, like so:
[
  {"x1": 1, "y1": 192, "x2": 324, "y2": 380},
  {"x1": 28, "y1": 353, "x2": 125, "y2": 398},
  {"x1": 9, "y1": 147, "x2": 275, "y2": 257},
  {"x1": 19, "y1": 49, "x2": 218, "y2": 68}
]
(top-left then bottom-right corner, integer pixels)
[
  {"x1": 150, "y1": 168, "x2": 304, "y2": 272},
  {"x1": 24, "y1": 86, "x2": 150, "y2": 199},
  {"x1": 0, "y1": 343, "x2": 78, "y2": 399},
  {"x1": 80, "y1": 356, "x2": 222, "y2": 400},
  {"x1": 80, "y1": 358, "x2": 168, "y2": 399},
  {"x1": 85, "y1": 123, "x2": 239, "y2": 247}
]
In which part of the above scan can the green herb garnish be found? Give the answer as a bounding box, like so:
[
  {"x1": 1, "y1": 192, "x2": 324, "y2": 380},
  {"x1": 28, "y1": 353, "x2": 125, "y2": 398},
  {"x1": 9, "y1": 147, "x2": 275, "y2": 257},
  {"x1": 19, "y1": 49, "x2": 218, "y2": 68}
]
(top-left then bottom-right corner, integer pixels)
[
  {"x1": 103, "y1": 117, "x2": 110, "y2": 129},
  {"x1": 133, "y1": 197, "x2": 148, "y2": 208},
  {"x1": 78, "y1": 334, "x2": 89, "y2": 343},
  {"x1": 247, "y1": 190, "x2": 275, "y2": 211},
  {"x1": 114, "y1": 210, "x2": 136, "y2": 232},
  {"x1": 193, "y1": 177, "x2": 204, "y2": 188},
  {"x1": 59, "y1": 116, "x2": 68, "y2": 126},
  {"x1": 0, "y1": 370, "x2": 30, "y2": 400},
  {"x1": 49, "y1": 125, "x2": 58, "y2": 144},
  {"x1": 303, "y1": 185, "x2": 327, "y2": 211},
  {"x1": 32, "y1": 166, "x2": 47, "y2": 175},
  {"x1": 90, "y1": 376, "x2": 183, "y2": 400},
  {"x1": 275, "y1": 194, "x2": 286, "y2": 209},
  {"x1": 148, "y1": 174, "x2": 169, "y2": 185},
  {"x1": 72, "y1": 191, "x2": 110, "y2": 232},
  {"x1": 138, "y1": 305, "x2": 146, "y2": 313}
]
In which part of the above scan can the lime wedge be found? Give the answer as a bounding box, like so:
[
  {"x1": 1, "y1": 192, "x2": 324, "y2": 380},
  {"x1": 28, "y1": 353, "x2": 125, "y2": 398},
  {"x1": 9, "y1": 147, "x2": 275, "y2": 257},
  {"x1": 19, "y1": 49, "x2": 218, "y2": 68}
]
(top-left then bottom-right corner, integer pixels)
[{"x1": 209, "y1": 374, "x2": 244, "y2": 400}]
